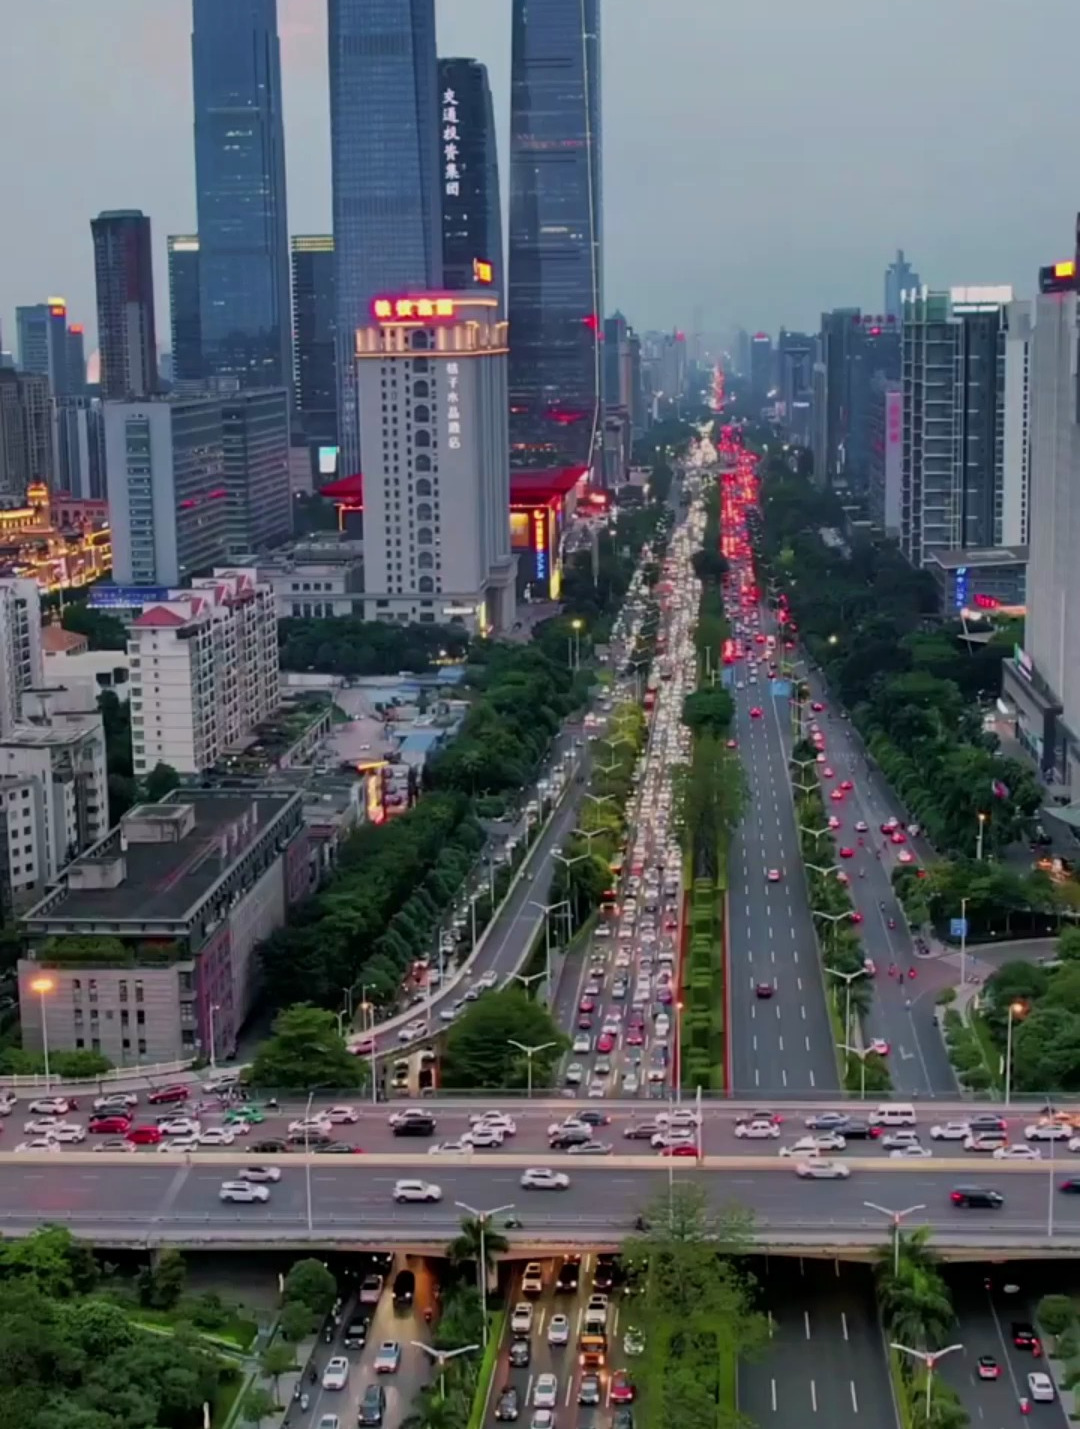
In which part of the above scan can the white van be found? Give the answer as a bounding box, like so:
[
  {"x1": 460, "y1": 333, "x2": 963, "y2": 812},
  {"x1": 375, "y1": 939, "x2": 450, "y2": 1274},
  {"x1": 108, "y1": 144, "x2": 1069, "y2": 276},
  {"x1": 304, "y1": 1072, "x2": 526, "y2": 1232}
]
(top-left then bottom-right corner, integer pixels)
[{"x1": 869, "y1": 1103, "x2": 917, "y2": 1127}]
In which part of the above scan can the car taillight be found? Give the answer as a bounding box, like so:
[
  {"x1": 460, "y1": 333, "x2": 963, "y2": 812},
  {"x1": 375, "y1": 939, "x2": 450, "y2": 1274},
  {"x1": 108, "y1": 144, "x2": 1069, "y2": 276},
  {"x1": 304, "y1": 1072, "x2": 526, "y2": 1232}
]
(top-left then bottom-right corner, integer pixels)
[{"x1": 951, "y1": 1192, "x2": 963, "y2": 1203}]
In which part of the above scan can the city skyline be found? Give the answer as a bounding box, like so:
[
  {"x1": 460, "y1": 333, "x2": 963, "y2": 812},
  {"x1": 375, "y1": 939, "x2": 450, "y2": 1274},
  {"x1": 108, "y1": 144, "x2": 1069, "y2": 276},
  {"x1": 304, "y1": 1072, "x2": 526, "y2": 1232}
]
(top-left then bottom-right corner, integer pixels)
[{"x1": 4, "y1": 0, "x2": 1079, "y2": 350}]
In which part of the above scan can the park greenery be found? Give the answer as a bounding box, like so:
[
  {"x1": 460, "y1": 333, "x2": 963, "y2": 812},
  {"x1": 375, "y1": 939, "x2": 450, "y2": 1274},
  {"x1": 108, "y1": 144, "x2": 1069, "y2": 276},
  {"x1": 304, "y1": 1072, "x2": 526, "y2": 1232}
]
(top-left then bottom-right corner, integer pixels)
[
  {"x1": 440, "y1": 987, "x2": 567, "y2": 1090},
  {"x1": 876, "y1": 1227, "x2": 968, "y2": 1429},
  {"x1": 791, "y1": 737, "x2": 890, "y2": 1094},
  {"x1": 250, "y1": 1004, "x2": 364, "y2": 1091},
  {"x1": 977, "y1": 926, "x2": 1080, "y2": 1093},
  {"x1": 893, "y1": 855, "x2": 1080, "y2": 942},
  {"x1": 0, "y1": 1227, "x2": 240, "y2": 1429},
  {"x1": 755, "y1": 464, "x2": 1042, "y2": 861},
  {"x1": 278, "y1": 617, "x2": 469, "y2": 677},
  {"x1": 628, "y1": 1184, "x2": 768, "y2": 1429}
]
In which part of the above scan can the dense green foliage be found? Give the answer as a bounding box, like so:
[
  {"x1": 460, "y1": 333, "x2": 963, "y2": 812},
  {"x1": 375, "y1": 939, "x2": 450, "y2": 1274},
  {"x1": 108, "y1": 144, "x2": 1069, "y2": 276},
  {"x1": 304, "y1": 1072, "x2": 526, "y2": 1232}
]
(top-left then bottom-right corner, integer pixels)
[
  {"x1": 278, "y1": 618, "x2": 468, "y2": 677},
  {"x1": 980, "y1": 927, "x2": 1080, "y2": 1093},
  {"x1": 758, "y1": 466, "x2": 1040, "y2": 858},
  {"x1": 250, "y1": 1004, "x2": 363, "y2": 1090},
  {"x1": 893, "y1": 856, "x2": 1076, "y2": 941},
  {"x1": 440, "y1": 988, "x2": 567, "y2": 1089},
  {"x1": 0, "y1": 1228, "x2": 236, "y2": 1429},
  {"x1": 60, "y1": 601, "x2": 129, "y2": 651},
  {"x1": 628, "y1": 1184, "x2": 768, "y2": 1429},
  {"x1": 875, "y1": 1229, "x2": 967, "y2": 1429}
]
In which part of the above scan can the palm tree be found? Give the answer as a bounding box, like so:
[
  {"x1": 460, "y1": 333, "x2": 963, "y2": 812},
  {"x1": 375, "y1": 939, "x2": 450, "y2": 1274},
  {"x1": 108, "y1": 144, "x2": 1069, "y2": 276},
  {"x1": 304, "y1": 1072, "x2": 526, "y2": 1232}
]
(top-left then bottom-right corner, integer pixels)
[
  {"x1": 401, "y1": 1389, "x2": 460, "y2": 1429},
  {"x1": 446, "y1": 1213, "x2": 509, "y2": 1279}
]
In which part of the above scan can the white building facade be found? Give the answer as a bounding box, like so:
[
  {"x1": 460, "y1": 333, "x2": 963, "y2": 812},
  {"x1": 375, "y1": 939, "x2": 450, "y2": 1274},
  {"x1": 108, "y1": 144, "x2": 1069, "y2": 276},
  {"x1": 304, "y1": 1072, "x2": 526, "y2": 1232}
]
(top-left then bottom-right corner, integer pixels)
[{"x1": 354, "y1": 291, "x2": 515, "y2": 633}]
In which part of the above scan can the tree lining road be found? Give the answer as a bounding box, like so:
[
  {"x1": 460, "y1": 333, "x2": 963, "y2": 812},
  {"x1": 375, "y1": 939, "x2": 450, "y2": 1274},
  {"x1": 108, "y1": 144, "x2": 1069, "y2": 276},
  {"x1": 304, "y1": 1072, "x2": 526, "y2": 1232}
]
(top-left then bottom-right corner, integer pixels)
[{"x1": 5, "y1": 1155, "x2": 1080, "y2": 1249}]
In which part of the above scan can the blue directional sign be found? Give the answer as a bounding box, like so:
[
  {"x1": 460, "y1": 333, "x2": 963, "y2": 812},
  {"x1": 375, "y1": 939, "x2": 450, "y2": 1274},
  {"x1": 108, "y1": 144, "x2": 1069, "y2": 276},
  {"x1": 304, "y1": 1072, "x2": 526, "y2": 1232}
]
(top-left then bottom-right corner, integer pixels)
[
  {"x1": 950, "y1": 917, "x2": 968, "y2": 940},
  {"x1": 770, "y1": 678, "x2": 793, "y2": 698}
]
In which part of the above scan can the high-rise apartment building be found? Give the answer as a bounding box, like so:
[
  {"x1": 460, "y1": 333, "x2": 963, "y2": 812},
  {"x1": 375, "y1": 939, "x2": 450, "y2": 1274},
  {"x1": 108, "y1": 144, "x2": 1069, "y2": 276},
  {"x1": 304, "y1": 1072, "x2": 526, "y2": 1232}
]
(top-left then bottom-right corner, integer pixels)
[
  {"x1": 0, "y1": 370, "x2": 55, "y2": 499},
  {"x1": 817, "y1": 308, "x2": 861, "y2": 487},
  {"x1": 1001, "y1": 252, "x2": 1080, "y2": 791},
  {"x1": 104, "y1": 395, "x2": 228, "y2": 586},
  {"x1": 191, "y1": 0, "x2": 292, "y2": 394},
  {"x1": 91, "y1": 210, "x2": 158, "y2": 399},
  {"x1": 127, "y1": 568, "x2": 279, "y2": 777},
  {"x1": 748, "y1": 332, "x2": 773, "y2": 408},
  {"x1": 66, "y1": 325, "x2": 86, "y2": 396},
  {"x1": 291, "y1": 236, "x2": 337, "y2": 449},
  {"x1": 220, "y1": 389, "x2": 291, "y2": 553},
  {"x1": 438, "y1": 58, "x2": 503, "y2": 302},
  {"x1": 885, "y1": 249, "x2": 920, "y2": 322},
  {"x1": 776, "y1": 329, "x2": 814, "y2": 446},
  {"x1": 507, "y1": 0, "x2": 602, "y2": 474},
  {"x1": 1002, "y1": 298, "x2": 1033, "y2": 548},
  {"x1": 846, "y1": 315, "x2": 900, "y2": 491},
  {"x1": 55, "y1": 397, "x2": 107, "y2": 500},
  {"x1": 900, "y1": 286, "x2": 1013, "y2": 567},
  {"x1": 867, "y1": 377, "x2": 903, "y2": 535},
  {"x1": 167, "y1": 235, "x2": 203, "y2": 386},
  {"x1": 0, "y1": 578, "x2": 43, "y2": 735},
  {"x1": 353, "y1": 290, "x2": 515, "y2": 633},
  {"x1": 329, "y1": 0, "x2": 442, "y2": 477}
]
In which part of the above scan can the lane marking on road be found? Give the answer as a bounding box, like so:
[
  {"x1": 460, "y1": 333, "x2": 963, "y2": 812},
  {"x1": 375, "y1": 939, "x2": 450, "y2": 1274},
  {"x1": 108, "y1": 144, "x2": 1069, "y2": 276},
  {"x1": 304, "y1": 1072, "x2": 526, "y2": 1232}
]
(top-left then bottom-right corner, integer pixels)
[
  {"x1": 841, "y1": 1311, "x2": 848, "y2": 1341},
  {"x1": 771, "y1": 1378, "x2": 778, "y2": 1412},
  {"x1": 810, "y1": 1379, "x2": 817, "y2": 1412},
  {"x1": 801, "y1": 1006, "x2": 807, "y2": 1020},
  {"x1": 849, "y1": 1381, "x2": 858, "y2": 1413},
  {"x1": 804, "y1": 1310, "x2": 811, "y2": 1339},
  {"x1": 805, "y1": 1036, "x2": 811, "y2": 1052},
  {"x1": 778, "y1": 1036, "x2": 785, "y2": 1053}
]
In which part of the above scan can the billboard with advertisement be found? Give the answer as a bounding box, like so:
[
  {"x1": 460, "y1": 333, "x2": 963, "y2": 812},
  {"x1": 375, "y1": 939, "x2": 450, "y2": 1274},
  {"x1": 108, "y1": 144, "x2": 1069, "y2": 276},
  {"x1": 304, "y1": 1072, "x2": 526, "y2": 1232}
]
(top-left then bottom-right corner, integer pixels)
[
  {"x1": 89, "y1": 585, "x2": 172, "y2": 608},
  {"x1": 509, "y1": 511, "x2": 530, "y2": 549}
]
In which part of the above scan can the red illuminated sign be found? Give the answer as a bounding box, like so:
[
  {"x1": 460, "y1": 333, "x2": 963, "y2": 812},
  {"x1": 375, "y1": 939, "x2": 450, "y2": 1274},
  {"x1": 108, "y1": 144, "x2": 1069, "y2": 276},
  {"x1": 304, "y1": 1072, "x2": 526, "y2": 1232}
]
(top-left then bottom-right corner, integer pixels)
[
  {"x1": 373, "y1": 295, "x2": 457, "y2": 321},
  {"x1": 973, "y1": 593, "x2": 1000, "y2": 610}
]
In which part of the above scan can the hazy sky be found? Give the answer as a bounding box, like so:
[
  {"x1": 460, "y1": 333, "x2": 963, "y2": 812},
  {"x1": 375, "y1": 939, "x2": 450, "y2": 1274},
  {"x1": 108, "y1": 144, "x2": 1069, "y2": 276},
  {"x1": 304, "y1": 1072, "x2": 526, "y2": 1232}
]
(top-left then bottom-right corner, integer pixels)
[{"x1": 3, "y1": 0, "x2": 1079, "y2": 354}]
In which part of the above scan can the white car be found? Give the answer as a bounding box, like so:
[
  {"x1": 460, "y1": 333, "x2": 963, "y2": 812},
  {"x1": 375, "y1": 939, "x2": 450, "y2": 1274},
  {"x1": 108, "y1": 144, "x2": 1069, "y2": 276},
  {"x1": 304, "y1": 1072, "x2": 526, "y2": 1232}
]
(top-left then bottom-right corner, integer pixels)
[
  {"x1": 1025, "y1": 1123, "x2": 1070, "y2": 1142},
  {"x1": 92, "y1": 1091, "x2": 138, "y2": 1111},
  {"x1": 15, "y1": 1137, "x2": 61, "y2": 1153},
  {"x1": 930, "y1": 1122, "x2": 970, "y2": 1141},
  {"x1": 890, "y1": 1145, "x2": 933, "y2": 1160},
  {"x1": 161, "y1": 1136, "x2": 200, "y2": 1153},
  {"x1": 735, "y1": 1120, "x2": 780, "y2": 1140},
  {"x1": 463, "y1": 1125, "x2": 506, "y2": 1149},
  {"x1": 47, "y1": 1122, "x2": 86, "y2": 1144},
  {"x1": 428, "y1": 1140, "x2": 475, "y2": 1156},
  {"x1": 198, "y1": 1127, "x2": 236, "y2": 1147},
  {"x1": 27, "y1": 1097, "x2": 71, "y2": 1116},
  {"x1": 23, "y1": 1117, "x2": 62, "y2": 1135},
  {"x1": 511, "y1": 1302, "x2": 534, "y2": 1336},
  {"x1": 533, "y1": 1374, "x2": 558, "y2": 1409},
  {"x1": 547, "y1": 1314, "x2": 570, "y2": 1346},
  {"x1": 564, "y1": 1063, "x2": 584, "y2": 1086},
  {"x1": 521, "y1": 1167, "x2": 570, "y2": 1190},
  {"x1": 288, "y1": 1117, "x2": 331, "y2": 1137},
  {"x1": 651, "y1": 1129, "x2": 694, "y2": 1149},
  {"x1": 321, "y1": 1357, "x2": 350, "y2": 1391},
  {"x1": 235, "y1": 1165, "x2": 282, "y2": 1182},
  {"x1": 780, "y1": 1133, "x2": 846, "y2": 1157},
  {"x1": 393, "y1": 1179, "x2": 442, "y2": 1203},
  {"x1": 218, "y1": 1181, "x2": 270, "y2": 1203},
  {"x1": 994, "y1": 1144, "x2": 1041, "y2": 1161},
  {"x1": 622, "y1": 1073, "x2": 640, "y2": 1094},
  {"x1": 795, "y1": 1159, "x2": 850, "y2": 1179},
  {"x1": 572, "y1": 1034, "x2": 592, "y2": 1055},
  {"x1": 158, "y1": 1118, "x2": 201, "y2": 1137},
  {"x1": 1028, "y1": 1372, "x2": 1054, "y2": 1403},
  {"x1": 327, "y1": 1105, "x2": 359, "y2": 1124},
  {"x1": 469, "y1": 1112, "x2": 517, "y2": 1135}
]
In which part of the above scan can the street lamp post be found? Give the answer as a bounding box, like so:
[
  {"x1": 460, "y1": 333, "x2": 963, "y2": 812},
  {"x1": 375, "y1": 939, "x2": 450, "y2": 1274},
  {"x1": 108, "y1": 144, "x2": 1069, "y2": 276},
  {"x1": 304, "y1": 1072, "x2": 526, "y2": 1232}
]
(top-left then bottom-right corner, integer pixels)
[
  {"x1": 29, "y1": 976, "x2": 54, "y2": 1090},
  {"x1": 510, "y1": 969, "x2": 547, "y2": 996},
  {"x1": 455, "y1": 1199, "x2": 514, "y2": 1344},
  {"x1": 838, "y1": 1043, "x2": 874, "y2": 1099},
  {"x1": 1005, "y1": 1000, "x2": 1026, "y2": 1106},
  {"x1": 798, "y1": 824, "x2": 831, "y2": 842},
  {"x1": 890, "y1": 1343, "x2": 963, "y2": 1421},
  {"x1": 508, "y1": 1039, "x2": 557, "y2": 1099},
  {"x1": 207, "y1": 1001, "x2": 220, "y2": 1072},
  {"x1": 825, "y1": 966, "x2": 868, "y2": 1047},
  {"x1": 412, "y1": 1341, "x2": 479, "y2": 1400},
  {"x1": 806, "y1": 864, "x2": 841, "y2": 881},
  {"x1": 958, "y1": 896, "x2": 968, "y2": 989},
  {"x1": 527, "y1": 899, "x2": 571, "y2": 1003},
  {"x1": 865, "y1": 1200, "x2": 927, "y2": 1278},
  {"x1": 552, "y1": 852, "x2": 588, "y2": 927},
  {"x1": 583, "y1": 792, "x2": 617, "y2": 812},
  {"x1": 976, "y1": 811, "x2": 987, "y2": 862}
]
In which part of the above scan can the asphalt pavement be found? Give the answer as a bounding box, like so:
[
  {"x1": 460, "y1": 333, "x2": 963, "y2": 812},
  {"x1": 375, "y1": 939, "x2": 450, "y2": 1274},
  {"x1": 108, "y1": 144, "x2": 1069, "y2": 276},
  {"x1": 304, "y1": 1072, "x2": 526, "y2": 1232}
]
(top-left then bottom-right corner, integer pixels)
[{"x1": 737, "y1": 1259, "x2": 896, "y2": 1429}]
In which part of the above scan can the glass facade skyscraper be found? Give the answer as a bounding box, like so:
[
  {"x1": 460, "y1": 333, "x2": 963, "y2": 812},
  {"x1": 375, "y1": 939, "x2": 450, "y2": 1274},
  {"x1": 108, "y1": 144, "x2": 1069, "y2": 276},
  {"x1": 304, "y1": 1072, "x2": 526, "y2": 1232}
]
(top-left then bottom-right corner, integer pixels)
[
  {"x1": 191, "y1": 0, "x2": 291, "y2": 394},
  {"x1": 91, "y1": 210, "x2": 159, "y2": 400},
  {"x1": 328, "y1": 0, "x2": 442, "y2": 476},
  {"x1": 438, "y1": 58, "x2": 503, "y2": 305},
  {"x1": 507, "y1": 0, "x2": 602, "y2": 473},
  {"x1": 291, "y1": 236, "x2": 338, "y2": 449},
  {"x1": 167, "y1": 235, "x2": 203, "y2": 386}
]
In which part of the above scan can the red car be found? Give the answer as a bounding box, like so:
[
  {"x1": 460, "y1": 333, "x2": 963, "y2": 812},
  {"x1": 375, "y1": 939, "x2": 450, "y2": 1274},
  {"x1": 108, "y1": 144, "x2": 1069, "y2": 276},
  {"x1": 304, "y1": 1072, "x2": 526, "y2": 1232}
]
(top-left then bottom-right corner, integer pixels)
[
  {"x1": 749, "y1": 707, "x2": 763, "y2": 719},
  {"x1": 626, "y1": 1027, "x2": 644, "y2": 1046},
  {"x1": 126, "y1": 1124, "x2": 163, "y2": 1146},
  {"x1": 660, "y1": 1144, "x2": 698, "y2": 1157},
  {"x1": 822, "y1": 766, "x2": 835, "y2": 778},
  {"x1": 830, "y1": 789, "x2": 844, "y2": 802},
  {"x1": 890, "y1": 831, "x2": 907, "y2": 845},
  {"x1": 610, "y1": 1373, "x2": 636, "y2": 1403},
  {"x1": 811, "y1": 701, "x2": 825, "y2": 712},
  {"x1": 839, "y1": 846, "x2": 855, "y2": 858},
  {"x1": 579, "y1": 996, "x2": 595, "y2": 1014},
  {"x1": 89, "y1": 1115, "x2": 131, "y2": 1135},
  {"x1": 597, "y1": 1033, "x2": 615, "y2": 1055},
  {"x1": 146, "y1": 1084, "x2": 190, "y2": 1106},
  {"x1": 850, "y1": 911, "x2": 864, "y2": 924},
  {"x1": 840, "y1": 780, "x2": 853, "y2": 792}
]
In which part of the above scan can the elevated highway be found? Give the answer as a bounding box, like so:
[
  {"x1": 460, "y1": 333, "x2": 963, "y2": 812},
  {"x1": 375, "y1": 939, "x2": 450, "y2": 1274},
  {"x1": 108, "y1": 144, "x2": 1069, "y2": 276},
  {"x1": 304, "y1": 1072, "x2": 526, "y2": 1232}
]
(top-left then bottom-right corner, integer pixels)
[{"x1": 4, "y1": 1151, "x2": 1079, "y2": 1258}]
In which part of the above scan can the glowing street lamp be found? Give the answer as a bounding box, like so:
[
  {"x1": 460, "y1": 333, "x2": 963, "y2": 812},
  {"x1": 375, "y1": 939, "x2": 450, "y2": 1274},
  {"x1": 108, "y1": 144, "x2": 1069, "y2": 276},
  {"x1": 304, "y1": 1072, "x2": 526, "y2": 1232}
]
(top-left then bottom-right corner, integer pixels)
[{"x1": 29, "y1": 975, "x2": 54, "y2": 1090}]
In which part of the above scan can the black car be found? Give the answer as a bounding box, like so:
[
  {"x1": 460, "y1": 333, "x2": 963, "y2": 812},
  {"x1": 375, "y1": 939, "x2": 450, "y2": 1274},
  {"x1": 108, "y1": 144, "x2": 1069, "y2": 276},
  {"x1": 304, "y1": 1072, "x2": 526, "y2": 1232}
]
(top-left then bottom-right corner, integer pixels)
[
  {"x1": 556, "y1": 1257, "x2": 581, "y2": 1293},
  {"x1": 578, "y1": 1374, "x2": 602, "y2": 1406},
  {"x1": 508, "y1": 1339, "x2": 531, "y2": 1369},
  {"x1": 1012, "y1": 1322, "x2": 1043, "y2": 1355},
  {"x1": 315, "y1": 1141, "x2": 359, "y2": 1155},
  {"x1": 251, "y1": 1138, "x2": 289, "y2": 1154},
  {"x1": 358, "y1": 1385, "x2": 386, "y2": 1426},
  {"x1": 614, "y1": 1408, "x2": 635, "y2": 1429},
  {"x1": 593, "y1": 1253, "x2": 620, "y2": 1291},
  {"x1": 573, "y1": 1109, "x2": 611, "y2": 1127},
  {"x1": 1061, "y1": 1178, "x2": 1080, "y2": 1195},
  {"x1": 969, "y1": 1115, "x2": 1008, "y2": 1133},
  {"x1": 343, "y1": 1318, "x2": 369, "y2": 1350},
  {"x1": 623, "y1": 1122, "x2": 662, "y2": 1140},
  {"x1": 287, "y1": 1129, "x2": 332, "y2": 1147},
  {"x1": 833, "y1": 1120, "x2": 874, "y2": 1140},
  {"x1": 950, "y1": 1187, "x2": 1004, "y2": 1209},
  {"x1": 495, "y1": 1387, "x2": 520, "y2": 1422},
  {"x1": 392, "y1": 1116, "x2": 436, "y2": 1138},
  {"x1": 393, "y1": 1270, "x2": 415, "y2": 1309},
  {"x1": 550, "y1": 1128, "x2": 592, "y2": 1149}
]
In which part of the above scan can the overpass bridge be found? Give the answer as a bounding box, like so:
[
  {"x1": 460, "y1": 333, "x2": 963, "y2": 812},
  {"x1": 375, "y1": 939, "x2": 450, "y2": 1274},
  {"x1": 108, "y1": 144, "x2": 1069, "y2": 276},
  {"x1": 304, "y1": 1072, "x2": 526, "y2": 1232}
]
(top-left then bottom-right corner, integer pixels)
[{"x1": 3, "y1": 1150, "x2": 1078, "y2": 1260}]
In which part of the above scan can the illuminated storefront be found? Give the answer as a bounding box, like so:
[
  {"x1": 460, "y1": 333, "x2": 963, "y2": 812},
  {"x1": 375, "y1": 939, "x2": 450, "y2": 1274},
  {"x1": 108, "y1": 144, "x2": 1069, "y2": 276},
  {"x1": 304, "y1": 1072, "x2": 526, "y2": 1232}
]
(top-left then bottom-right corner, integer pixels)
[{"x1": 509, "y1": 465, "x2": 588, "y2": 600}]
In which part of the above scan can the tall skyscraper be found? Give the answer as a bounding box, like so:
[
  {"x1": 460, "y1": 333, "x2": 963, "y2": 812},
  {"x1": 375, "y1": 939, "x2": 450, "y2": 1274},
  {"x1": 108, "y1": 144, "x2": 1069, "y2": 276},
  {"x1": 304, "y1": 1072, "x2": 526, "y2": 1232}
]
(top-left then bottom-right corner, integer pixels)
[
  {"x1": 900, "y1": 286, "x2": 1013, "y2": 567},
  {"x1": 438, "y1": 58, "x2": 503, "y2": 302},
  {"x1": 167, "y1": 235, "x2": 203, "y2": 386},
  {"x1": 66, "y1": 324, "x2": 86, "y2": 395},
  {"x1": 16, "y1": 301, "x2": 71, "y2": 395},
  {"x1": 0, "y1": 371, "x2": 56, "y2": 499},
  {"x1": 817, "y1": 308, "x2": 861, "y2": 487},
  {"x1": 748, "y1": 332, "x2": 773, "y2": 408},
  {"x1": 507, "y1": 0, "x2": 602, "y2": 474},
  {"x1": 220, "y1": 388, "x2": 291, "y2": 553},
  {"x1": 846, "y1": 314, "x2": 900, "y2": 491},
  {"x1": 291, "y1": 236, "x2": 337, "y2": 449},
  {"x1": 90, "y1": 210, "x2": 158, "y2": 399},
  {"x1": 885, "y1": 249, "x2": 920, "y2": 322},
  {"x1": 329, "y1": 0, "x2": 442, "y2": 476},
  {"x1": 191, "y1": 0, "x2": 292, "y2": 394}
]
